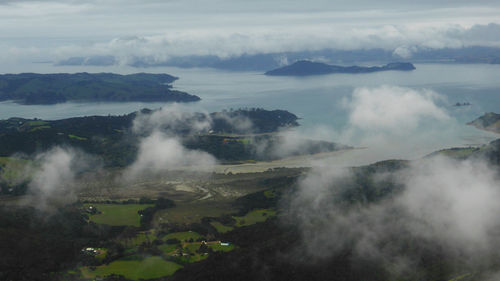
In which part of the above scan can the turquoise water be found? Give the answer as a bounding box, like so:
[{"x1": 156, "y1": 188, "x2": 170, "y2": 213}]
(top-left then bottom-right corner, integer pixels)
[{"x1": 0, "y1": 63, "x2": 499, "y2": 161}]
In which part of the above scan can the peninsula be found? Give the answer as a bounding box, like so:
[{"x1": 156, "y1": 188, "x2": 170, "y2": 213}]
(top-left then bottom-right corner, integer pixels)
[
  {"x1": 0, "y1": 72, "x2": 200, "y2": 104},
  {"x1": 265, "y1": 60, "x2": 416, "y2": 76},
  {"x1": 0, "y1": 108, "x2": 347, "y2": 167},
  {"x1": 468, "y1": 112, "x2": 500, "y2": 134}
]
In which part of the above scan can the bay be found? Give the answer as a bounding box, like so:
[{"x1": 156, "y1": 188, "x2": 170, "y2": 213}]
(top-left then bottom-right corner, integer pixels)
[{"x1": 0, "y1": 62, "x2": 499, "y2": 163}]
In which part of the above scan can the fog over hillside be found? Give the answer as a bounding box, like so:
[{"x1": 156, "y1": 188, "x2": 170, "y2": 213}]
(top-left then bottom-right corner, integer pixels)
[{"x1": 2, "y1": 1, "x2": 500, "y2": 280}]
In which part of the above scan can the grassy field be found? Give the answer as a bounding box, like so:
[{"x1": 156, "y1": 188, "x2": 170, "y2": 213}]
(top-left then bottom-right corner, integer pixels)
[
  {"x1": 120, "y1": 231, "x2": 158, "y2": 246},
  {"x1": 210, "y1": 221, "x2": 234, "y2": 233},
  {"x1": 155, "y1": 201, "x2": 237, "y2": 224},
  {"x1": 175, "y1": 254, "x2": 209, "y2": 263},
  {"x1": 30, "y1": 125, "x2": 51, "y2": 132},
  {"x1": 234, "y1": 209, "x2": 276, "y2": 227},
  {"x1": 264, "y1": 189, "x2": 277, "y2": 198},
  {"x1": 182, "y1": 243, "x2": 202, "y2": 253},
  {"x1": 81, "y1": 256, "x2": 182, "y2": 280},
  {"x1": 164, "y1": 241, "x2": 234, "y2": 263},
  {"x1": 159, "y1": 242, "x2": 207, "y2": 263},
  {"x1": 159, "y1": 244, "x2": 178, "y2": 254},
  {"x1": 0, "y1": 156, "x2": 30, "y2": 181},
  {"x1": 68, "y1": 134, "x2": 88, "y2": 141},
  {"x1": 26, "y1": 120, "x2": 49, "y2": 126},
  {"x1": 84, "y1": 203, "x2": 153, "y2": 227},
  {"x1": 209, "y1": 243, "x2": 235, "y2": 252},
  {"x1": 164, "y1": 231, "x2": 202, "y2": 242},
  {"x1": 95, "y1": 248, "x2": 108, "y2": 261}
]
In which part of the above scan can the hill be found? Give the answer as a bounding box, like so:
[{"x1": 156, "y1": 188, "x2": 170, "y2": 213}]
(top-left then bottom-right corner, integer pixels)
[
  {"x1": 264, "y1": 61, "x2": 416, "y2": 76},
  {"x1": 467, "y1": 112, "x2": 500, "y2": 133},
  {"x1": 0, "y1": 72, "x2": 200, "y2": 104},
  {"x1": 57, "y1": 46, "x2": 500, "y2": 71},
  {"x1": 0, "y1": 108, "x2": 348, "y2": 168}
]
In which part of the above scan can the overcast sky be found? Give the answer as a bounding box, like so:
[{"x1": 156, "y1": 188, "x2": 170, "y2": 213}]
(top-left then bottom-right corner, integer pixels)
[{"x1": 1, "y1": 0, "x2": 500, "y2": 64}]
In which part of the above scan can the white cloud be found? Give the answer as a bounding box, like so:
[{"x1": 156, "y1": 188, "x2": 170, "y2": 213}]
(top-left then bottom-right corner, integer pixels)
[
  {"x1": 24, "y1": 147, "x2": 94, "y2": 210},
  {"x1": 132, "y1": 104, "x2": 212, "y2": 136},
  {"x1": 399, "y1": 156, "x2": 500, "y2": 250},
  {"x1": 125, "y1": 131, "x2": 216, "y2": 179},
  {"x1": 392, "y1": 46, "x2": 415, "y2": 58},
  {"x1": 48, "y1": 23, "x2": 500, "y2": 63},
  {"x1": 1, "y1": 0, "x2": 500, "y2": 64},
  {"x1": 289, "y1": 154, "x2": 500, "y2": 276},
  {"x1": 326, "y1": 85, "x2": 459, "y2": 160},
  {"x1": 345, "y1": 86, "x2": 449, "y2": 132}
]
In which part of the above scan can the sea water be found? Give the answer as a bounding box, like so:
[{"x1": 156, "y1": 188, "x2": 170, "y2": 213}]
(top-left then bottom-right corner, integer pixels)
[{"x1": 0, "y1": 63, "x2": 498, "y2": 163}]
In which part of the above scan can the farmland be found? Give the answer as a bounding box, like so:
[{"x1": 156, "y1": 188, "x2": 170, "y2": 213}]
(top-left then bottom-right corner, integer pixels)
[
  {"x1": 84, "y1": 203, "x2": 154, "y2": 226},
  {"x1": 234, "y1": 209, "x2": 277, "y2": 227},
  {"x1": 81, "y1": 256, "x2": 183, "y2": 280}
]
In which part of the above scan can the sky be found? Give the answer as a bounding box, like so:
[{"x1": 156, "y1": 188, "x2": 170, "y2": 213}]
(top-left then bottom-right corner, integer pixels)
[{"x1": 1, "y1": 0, "x2": 500, "y2": 64}]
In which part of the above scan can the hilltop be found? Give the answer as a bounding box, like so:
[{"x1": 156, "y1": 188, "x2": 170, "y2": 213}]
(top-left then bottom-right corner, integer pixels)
[
  {"x1": 467, "y1": 112, "x2": 500, "y2": 133},
  {"x1": 57, "y1": 46, "x2": 500, "y2": 71},
  {"x1": 0, "y1": 72, "x2": 200, "y2": 104},
  {"x1": 265, "y1": 60, "x2": 416, "y2": 76},
  {"x1": 0, "y1": 108, "x2": 347, "y2": 168}
]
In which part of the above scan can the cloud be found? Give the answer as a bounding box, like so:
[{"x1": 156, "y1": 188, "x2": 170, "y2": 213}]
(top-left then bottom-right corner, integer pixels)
[
  {"x1": 288, "y1": 154, "x2": 500, "y2": 277},
  {"x1": 23, "y1": 147, "x2": 95, "y2": 210},
  {"x1": 325, "y1": 85, "x2": 458, "y2": 160},
  {"x1": 1, "y1": 0, "x2": 500, "y2": 65},
  {"x1": 124, "y1": 105, "x2": 226, "y2": 180},
  {"x1": 124, "y1": 131, "x2": 217, "y2": 179},
  {"x1": 448, "y1": 23, "x2": 500, "y2": 47},
  {"x1": 250, "y1": 129, "x2": 346, "y2": 161},
  {"x1": 132, "y1": 105, "x2": 212, "y2": 136},
  {"x1": 210, "y1": 111, "x2": 254, "y2": 133},
  {"x1": 392, "y1": 45, "x2": 417, "y2": 58},
  {"x1": 344, "y1": 86, "x2": 449, "y2": 132},
  {"x1": 47, "y1": 23, "x2": 500, "y2": 64},
  {"x1": 399, "y1": 156, "x2": 500, "y2": 250},
  {"x1": 132, "y1": 105, "x2": 258, "y2": 136}
]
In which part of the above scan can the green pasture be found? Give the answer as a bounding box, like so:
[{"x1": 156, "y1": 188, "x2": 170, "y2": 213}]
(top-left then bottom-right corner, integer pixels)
[
  {"x1": 209, "y1": 243, "x2": 235, "y2": 252},
  {"x1": 68, "y1": 134, "x2": 88, "y2": 141},
  {"x1": 210, "y1": 221, "x2": 234, "y2": 233},
  {"x1": 84, "y1": 203, "x2": 153, "y2": 227},
  {"x1": 163, "y1": 231, "x2": 202, "y2": 242},
  {"x1": 0, "y1": 156, "x2": 30, "y2": 181},
  {"x1": 234, "y1": 209, "x2": 276, "y2": 227},
  {"x1": 81, "y1": 256, "x2": 182, "y2": 280},
  {"x1": 155, "y1": 201, "x2": 237, "y2": 224}
]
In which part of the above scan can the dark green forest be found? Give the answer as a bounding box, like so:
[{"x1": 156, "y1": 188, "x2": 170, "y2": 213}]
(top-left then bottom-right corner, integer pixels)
[
  {"x1": 0, "y1": 108, "x2": 343, "y2": 168},
  {"x1": 0, "y1": 73, "x2": 200, "y2": 104}
]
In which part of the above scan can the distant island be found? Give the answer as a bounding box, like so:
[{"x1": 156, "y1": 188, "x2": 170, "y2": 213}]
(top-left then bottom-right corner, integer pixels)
[
  {"x1": 0, "y1": 72, "x2": 200, "y2": 105},
  {"x1": 57, "y1": 46, "x2": 500, "y2": 71},
  {"x1": 468, "y1": 112, "x2": 500, "y2": 134},
  {"x1": 264, "y1": 60, "x2": 416, "y2": 76}
]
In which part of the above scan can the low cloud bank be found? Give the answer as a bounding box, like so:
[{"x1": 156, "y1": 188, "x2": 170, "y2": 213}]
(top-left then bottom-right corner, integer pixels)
[
  {"x1": 12, "y1": 83, "x2": 480, "y2": 211},
  {"x1": 132, "y1": 105, "x2": 259, "y2": 136},
  {"x1": 23, "y1": 147, "x2": 97, "y2": 210},
  {"x1": 345, "y1": 86, "x2": 449, "y2": 132},
  {"x1": 132, "y1": 105, "x2": 212, "y2": 136},
  {"x1": 47, "y1": 23, "x2": 500, "y2": 66},
  {"x1": 287, "y1": 85, "x2": 500, "y2": 277},
  {"x1": 333, "y1": 85, "x2": 462, "y2": 160},
  {"x1": 288, "y1": 154, "x2": 500, "y2": 278},
  {"x1": 124, "y1": 131, "x2": 216, "y2": 180},
  {"x1": 124, "y1": 105, "x2": 221, "y2": 180}
]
